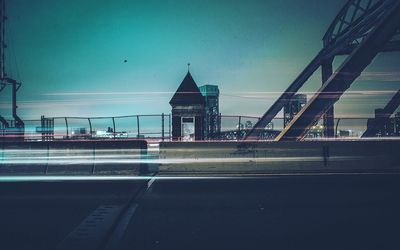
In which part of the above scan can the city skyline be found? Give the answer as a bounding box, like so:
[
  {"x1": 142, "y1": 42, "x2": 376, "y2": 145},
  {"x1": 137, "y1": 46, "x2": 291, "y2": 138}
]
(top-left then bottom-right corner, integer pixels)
[{"x1": 0, "y1": 0, "x2": 399, "y2": 120}]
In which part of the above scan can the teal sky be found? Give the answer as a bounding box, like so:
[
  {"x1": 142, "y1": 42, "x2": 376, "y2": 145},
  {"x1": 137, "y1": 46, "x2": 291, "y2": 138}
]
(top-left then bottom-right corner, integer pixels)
[{"x1": 1, "y1": 0, "x2": 399, "y2": 120}]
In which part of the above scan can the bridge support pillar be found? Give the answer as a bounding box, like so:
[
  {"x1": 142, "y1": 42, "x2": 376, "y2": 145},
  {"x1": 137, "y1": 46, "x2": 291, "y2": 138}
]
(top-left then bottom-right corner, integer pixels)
[{"x1": 322, "y1": 58, "x2": 335, "y2": 138}]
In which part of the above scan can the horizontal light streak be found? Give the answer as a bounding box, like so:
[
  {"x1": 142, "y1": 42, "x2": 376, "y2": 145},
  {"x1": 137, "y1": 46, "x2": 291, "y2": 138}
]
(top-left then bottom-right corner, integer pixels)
[
  {"x1": 2, "y1": 172, "x2": 399, "y2": 182},
  {"x1": 0, "y1": 154, "x2": 359, "y2": 165},
  {"x1": 39, "y1": 90, "x2": 400, "y2": 97}
]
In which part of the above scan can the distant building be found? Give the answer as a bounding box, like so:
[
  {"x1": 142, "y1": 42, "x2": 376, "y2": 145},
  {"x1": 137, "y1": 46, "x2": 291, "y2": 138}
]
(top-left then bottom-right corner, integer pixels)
[
  {"x1": 71, "y1": 128, "x2": 89, "y2": 139},
  {"x1": 169, "y1": 72, "x2": 205, "y2": 141},
  {"x1": 338, "y1": 129, "x2": 354, "y2": 137},
  {"x1": 366, "y1": 111, "x2": 400, "y2": 137},
  {"x1": 284, "y1": 94, "x2": 307, "y2": 127},
  {"x1": 199, "y1": 84, "x2": 220, "y2": 138},
  {"x1": 307, "y1": 124, "x2": 324, "y2": 139}
]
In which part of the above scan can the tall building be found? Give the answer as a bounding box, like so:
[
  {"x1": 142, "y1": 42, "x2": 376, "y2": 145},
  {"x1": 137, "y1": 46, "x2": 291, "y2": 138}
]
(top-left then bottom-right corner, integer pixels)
[
  {"x1": 169, "y1": 72, "x2": 205, "y2": 141},
  {"x1": 366, "y1": 110, "x2": 400, "y2": 137},
  {"x1": 284, "y1": 94, "x2": 307, "y2": 127},
  {"x1": 199, "y1": 85, "x2": 220, "y2": 138}
]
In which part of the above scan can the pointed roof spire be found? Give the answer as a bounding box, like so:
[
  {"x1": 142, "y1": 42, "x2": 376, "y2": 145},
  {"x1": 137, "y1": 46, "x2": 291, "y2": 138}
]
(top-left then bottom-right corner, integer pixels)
[
  {"x1": 187, "y1": 62, "x2": 191, "y2": 72},
  {"x1": 169, "y1": 70, "x2": 205, "y2": 105}
]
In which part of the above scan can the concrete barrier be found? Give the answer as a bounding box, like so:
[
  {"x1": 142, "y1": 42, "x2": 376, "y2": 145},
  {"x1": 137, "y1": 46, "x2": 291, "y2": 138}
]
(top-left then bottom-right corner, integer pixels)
[
  {"x1": 1, "y1": 141, "x2": 48, "y2": 174},
  {"x1": 0, "y1": 140, "x2": 147, "y2": 175},
  {"x1": 159, "y1": 140, "x2": 400, "y2": 174},
  {"x1": 92, "y1": 140, "x2": 148, "y2": 175}
]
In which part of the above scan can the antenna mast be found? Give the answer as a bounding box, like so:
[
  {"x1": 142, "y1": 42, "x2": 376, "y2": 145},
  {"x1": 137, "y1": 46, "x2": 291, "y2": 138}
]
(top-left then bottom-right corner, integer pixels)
[
  {"x1": 0, "y1": 0, "x2": 24, "y2": 140},
  {"x1": 0, "y1": 0, "x2": 5, "y2": 79}
]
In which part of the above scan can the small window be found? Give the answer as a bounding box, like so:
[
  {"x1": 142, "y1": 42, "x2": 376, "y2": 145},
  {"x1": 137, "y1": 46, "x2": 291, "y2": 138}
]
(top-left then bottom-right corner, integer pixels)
[{"x1": 182, "y1": 117, "x2": 194, "y2": 123}]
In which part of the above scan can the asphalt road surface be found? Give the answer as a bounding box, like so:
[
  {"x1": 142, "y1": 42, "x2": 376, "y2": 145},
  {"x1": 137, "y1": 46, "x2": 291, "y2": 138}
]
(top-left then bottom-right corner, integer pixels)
[{"x1": 1, "y1": 173, "x2": 400, "y2": 250}]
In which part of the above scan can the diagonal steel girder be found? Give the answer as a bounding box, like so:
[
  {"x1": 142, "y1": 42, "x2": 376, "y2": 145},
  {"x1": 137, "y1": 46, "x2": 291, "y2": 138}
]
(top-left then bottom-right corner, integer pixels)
[
  {"x1": 243, "y1": 0, "x2": 397, "y2": 141},
  {"x1": 361, "y1": 89, "x2": 400, "y2": 137},
  {"x1": 323, "y1": 0, "x2": 383, "y2": 47},
  {"x1": 275, "y1": 2, "x2": 400, "y2": 141}
]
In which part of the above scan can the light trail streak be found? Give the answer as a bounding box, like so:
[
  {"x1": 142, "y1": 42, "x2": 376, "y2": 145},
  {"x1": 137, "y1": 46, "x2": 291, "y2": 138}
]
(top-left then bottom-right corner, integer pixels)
[
  {"x1": 1, "y1": 172, "x2": 399, "y2": 182},
  {"x1": 0, "y1": 148, "x2": 360, "y2": 165}
]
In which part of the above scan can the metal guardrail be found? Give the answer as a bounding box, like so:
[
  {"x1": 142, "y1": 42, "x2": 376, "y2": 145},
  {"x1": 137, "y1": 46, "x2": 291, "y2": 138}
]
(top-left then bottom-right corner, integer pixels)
[
  {"x1": 218, "y1": 116, "x2": 399, "y2": 140},
  {"x1": 12, "y1": 114, "x2": 172, "y2": 141},
  {"x1": 1, "y1": 114, "x2": 398, "y2": 141}
]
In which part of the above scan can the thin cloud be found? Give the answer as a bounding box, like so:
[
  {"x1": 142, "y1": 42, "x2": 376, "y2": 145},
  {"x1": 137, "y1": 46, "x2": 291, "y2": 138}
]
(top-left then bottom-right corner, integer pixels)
[
  {"x1": 42, "y1": 90, "x2": 399, "y2": 98},
  {"x1": 358, "y1": 72, "x2": 400, "y2": 82}
]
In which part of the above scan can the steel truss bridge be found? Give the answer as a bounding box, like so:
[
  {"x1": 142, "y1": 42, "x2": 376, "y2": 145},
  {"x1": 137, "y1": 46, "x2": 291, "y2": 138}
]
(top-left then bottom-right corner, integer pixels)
[{"x1": 245, "y1": 0, "x2": 400, "y2": 141}]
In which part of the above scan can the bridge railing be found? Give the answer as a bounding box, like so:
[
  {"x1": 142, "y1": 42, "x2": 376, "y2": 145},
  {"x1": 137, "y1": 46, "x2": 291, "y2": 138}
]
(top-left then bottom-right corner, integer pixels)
[
  {"x1": 1, "y1": 114, "x2": 398, "y2": 141},
  {"x1": 216, "y1": 116, "x2": 399, "y2": 140},
  {"x1": 21, "y1": 114, "x2": 171, "y2": 141}
]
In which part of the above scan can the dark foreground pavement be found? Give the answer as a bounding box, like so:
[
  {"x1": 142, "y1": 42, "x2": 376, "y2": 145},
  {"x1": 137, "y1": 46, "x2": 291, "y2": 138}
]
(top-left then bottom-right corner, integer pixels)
[
  {"x1": 1, "y1": 174, "x2": 400, "y2": 249},
  {"x1": 0, "y1": 179, "x2": 147, "y2": 250}
]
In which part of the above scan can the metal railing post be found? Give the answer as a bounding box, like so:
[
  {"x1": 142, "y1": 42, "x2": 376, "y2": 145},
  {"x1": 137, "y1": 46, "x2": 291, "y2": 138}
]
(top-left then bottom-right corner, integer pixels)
[
  {"x1": 237, "y1": 116, "x2": 242, "y2": 140},
  {"x1": 137, "y1": 115, "x2": 140, "y2": 138},
  {"x1": 161, "y1": 113, "x2": 165, "y2": 141},
  {"x1": 88, "y1": 118, "x2": 92, "y2": 138},
  {"x1": 169, "y1": 114, "x2": 171, "y2": 140},
  {"x1": 112, "y1": 117, "x2": 116, "y2": 139},
  {"x1": 335, "y1": 118, "x2": 341, "y2": 138},
  {"x1": 65, "y1": 117, "x2": 69, "y2": 139}
]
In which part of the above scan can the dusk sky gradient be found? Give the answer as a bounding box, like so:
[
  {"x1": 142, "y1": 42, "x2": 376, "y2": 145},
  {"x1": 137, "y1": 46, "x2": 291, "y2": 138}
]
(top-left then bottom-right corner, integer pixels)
[{"x1": 1, "y1": 0, "x2": 399, "y2": 120}]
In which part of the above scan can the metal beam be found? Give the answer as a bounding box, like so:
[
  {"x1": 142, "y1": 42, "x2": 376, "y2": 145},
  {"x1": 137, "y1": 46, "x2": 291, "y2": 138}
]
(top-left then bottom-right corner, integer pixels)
[
  {"x1": 3, "y1": 77, "x2": 24, "y2": 129},
  {"x1": 275, "y1": 2, "x2": 400, "y2": 141},
  {"x1": 323, "y1": 0, "x2": 387, "y2": 48},
  {"x1": 0, "y1": 0, "x2": 8, "y2": 129},
  {"x1": 337, "y1": 40, "x2": 400, "y2": 55},
  {"x1": 0, "y1": 0, "x2": 24, "y2": 138},
  {"x1": 0, "y1": 115, "x2": 8, "y2": 127},
  {"x1": 321, "y1": 58, "x2": 335, "y2": 137},
  {"x1": 362, "y1": 89, "x2": 400, "y2": 137},
  {"x1": 243, "y1": 51, "x2": 325, "y2": 140},
  {"x1": 0, "y1": 0, "x2": 5, "y2": 79},
  {"x1": 243, "y1": 0, "x2": 396, "y2": 141}
]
